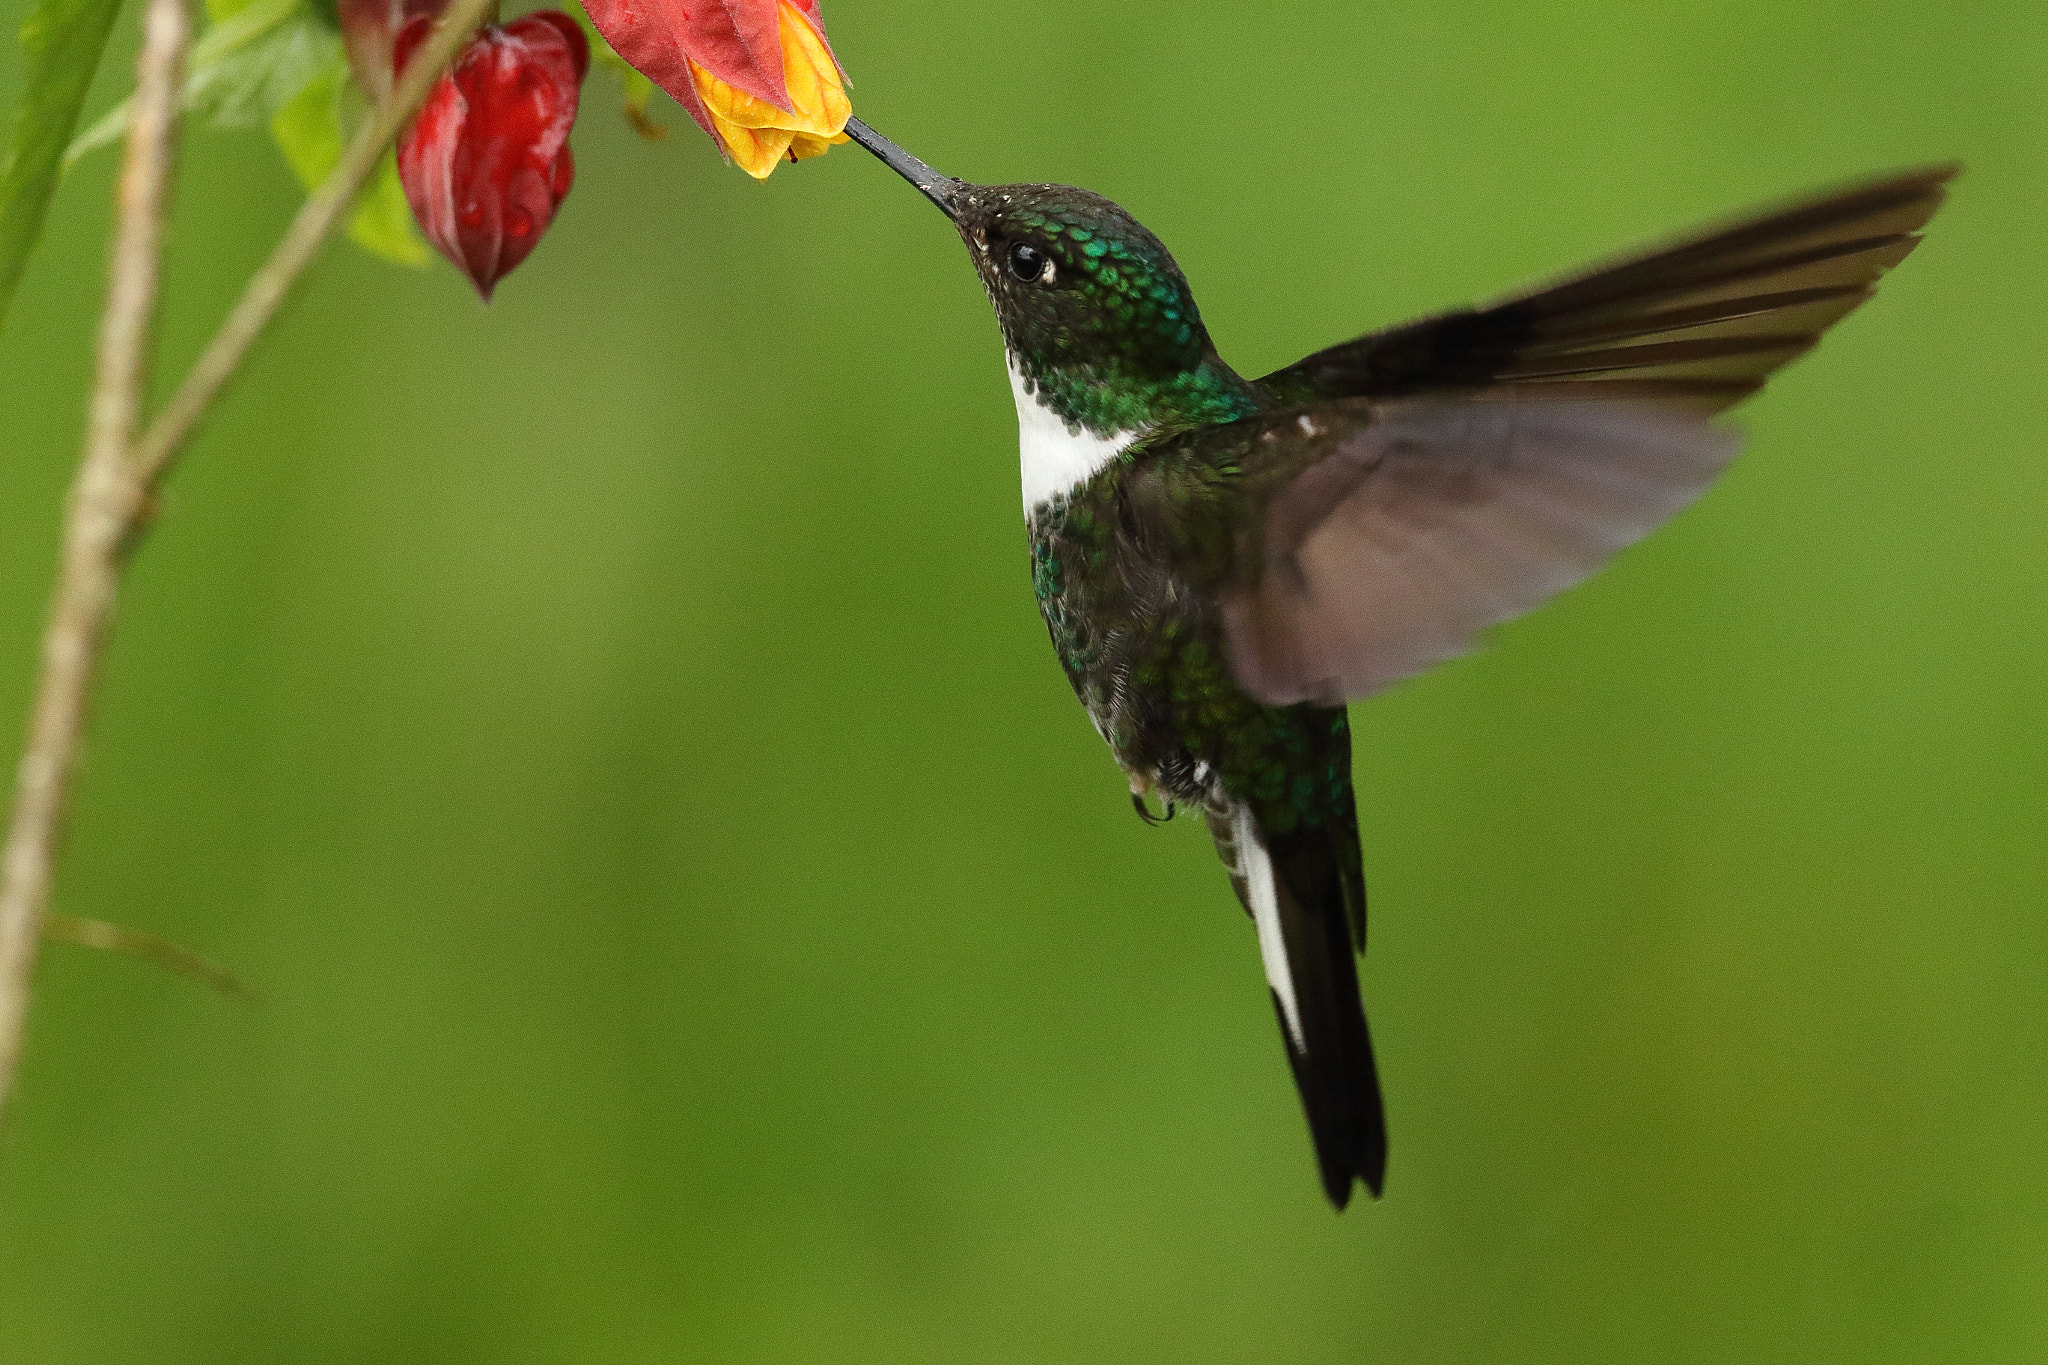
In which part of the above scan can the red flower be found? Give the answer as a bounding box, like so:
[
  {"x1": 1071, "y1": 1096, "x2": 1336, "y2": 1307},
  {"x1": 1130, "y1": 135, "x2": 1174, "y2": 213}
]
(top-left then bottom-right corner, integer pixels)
[
  {"x1": 393, "y1": 12, "x2": 589, "y2": 299},
  {"x1": 578, "y1": 0, "x2": 848, "y2": 178}
]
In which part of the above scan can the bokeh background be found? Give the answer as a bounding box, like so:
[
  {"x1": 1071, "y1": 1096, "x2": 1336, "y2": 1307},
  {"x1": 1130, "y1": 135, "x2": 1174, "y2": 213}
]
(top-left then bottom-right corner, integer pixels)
[{"x1": 0, "y1": 0, "x2": 2044, "y2": 1360}]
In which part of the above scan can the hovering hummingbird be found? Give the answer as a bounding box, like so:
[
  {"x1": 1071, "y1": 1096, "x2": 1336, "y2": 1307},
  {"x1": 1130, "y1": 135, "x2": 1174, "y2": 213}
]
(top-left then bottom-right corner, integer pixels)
[{"x1": 841, "y1": 117, "x2": 1952, "y2": 1209}]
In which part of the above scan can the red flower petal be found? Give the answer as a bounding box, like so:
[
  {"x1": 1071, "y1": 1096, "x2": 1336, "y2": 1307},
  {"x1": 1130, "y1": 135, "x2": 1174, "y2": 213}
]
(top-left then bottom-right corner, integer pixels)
[
  {"x1": 395, "y1": 13, "x2": 587, "y2": 299},
  {"x1": 523, "y1": 9, "x2": 590, "y2": 81},
  {"x1": 579, "y1": 0, "x2": 838, "y2": 144}
]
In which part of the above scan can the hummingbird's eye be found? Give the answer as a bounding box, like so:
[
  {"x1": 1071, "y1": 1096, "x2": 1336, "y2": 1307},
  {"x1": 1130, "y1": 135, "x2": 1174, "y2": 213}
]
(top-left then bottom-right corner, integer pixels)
[{"x1": 1007, "y1": 241, "x2": 1047, "y2": 283}]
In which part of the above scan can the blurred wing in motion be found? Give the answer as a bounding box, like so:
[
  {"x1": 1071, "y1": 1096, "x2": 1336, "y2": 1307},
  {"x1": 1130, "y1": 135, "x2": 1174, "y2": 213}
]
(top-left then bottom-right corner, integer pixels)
[
  {"x1": 1259, "y1": 164, "x2": 1956, "y2": 414},
  {"x1": 1207, "y1": 164, "x2": 1957, "y2": 705},
  {"x1": 1214, "y1": 399, "x2": 1740, "y2": 706}
]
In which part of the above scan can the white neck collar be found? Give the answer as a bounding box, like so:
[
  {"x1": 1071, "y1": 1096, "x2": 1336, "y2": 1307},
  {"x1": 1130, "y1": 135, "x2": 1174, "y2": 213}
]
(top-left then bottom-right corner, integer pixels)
[{"x1": 1007, "y1": 356, "x2": 1141, "y2": 514}]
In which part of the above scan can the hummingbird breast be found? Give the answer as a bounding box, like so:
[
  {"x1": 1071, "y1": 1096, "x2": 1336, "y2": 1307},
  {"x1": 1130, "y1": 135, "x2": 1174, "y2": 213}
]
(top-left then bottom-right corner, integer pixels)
[
  {"x1": 1027, "y1": 451, "x2": 1356, "y2": 843},
  {"x1": 1029, "y1": 473, "x2": 1207, "y2": 801}
]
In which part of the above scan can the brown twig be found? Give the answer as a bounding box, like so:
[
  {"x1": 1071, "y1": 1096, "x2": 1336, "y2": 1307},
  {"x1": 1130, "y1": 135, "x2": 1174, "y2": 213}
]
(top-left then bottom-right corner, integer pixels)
[
  {"x1": 0, "y1": 0, "x2": 190, "y2": 1115},
  {"x1": 0, "y1": 0, "x2": 495, "y2": 1118},
  {"x1": 43, "y1": 915, "x2": 262, "y2": 1006}
]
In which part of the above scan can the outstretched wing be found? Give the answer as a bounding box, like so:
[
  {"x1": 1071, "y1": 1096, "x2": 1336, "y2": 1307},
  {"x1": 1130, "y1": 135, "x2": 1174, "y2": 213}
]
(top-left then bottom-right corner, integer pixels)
[
  {"x1": 1258, "y1": 165, "x2": 1955, "y2": 413},
  {"x1": 1144, "y1": 397, "x2": 1737, "y2": 707}
]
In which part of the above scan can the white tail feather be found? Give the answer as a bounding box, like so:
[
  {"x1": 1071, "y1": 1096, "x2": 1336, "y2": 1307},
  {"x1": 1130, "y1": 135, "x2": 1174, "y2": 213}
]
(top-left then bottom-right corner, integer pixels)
[{"x1": 1233, "y1": 804, "x2": 1305, "y2": 1053}]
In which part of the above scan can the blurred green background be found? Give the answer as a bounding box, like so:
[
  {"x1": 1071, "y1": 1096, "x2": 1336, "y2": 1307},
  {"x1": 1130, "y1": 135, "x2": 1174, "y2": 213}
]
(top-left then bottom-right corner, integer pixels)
[{"x1": 0, "y1": 0, "x2": 2044, "y2": 1360}]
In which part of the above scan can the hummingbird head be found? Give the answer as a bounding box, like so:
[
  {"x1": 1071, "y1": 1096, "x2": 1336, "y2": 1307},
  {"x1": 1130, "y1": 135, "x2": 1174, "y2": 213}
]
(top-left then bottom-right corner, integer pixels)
[{"x1": 845, "y1": 120, "x2": 1258, "y2": 440}]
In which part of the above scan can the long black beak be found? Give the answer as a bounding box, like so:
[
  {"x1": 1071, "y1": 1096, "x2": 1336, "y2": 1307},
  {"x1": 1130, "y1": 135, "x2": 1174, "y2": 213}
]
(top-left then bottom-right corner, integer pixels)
[{"x1": 844, "y1": 118, "x2": 959, "y2": 220}]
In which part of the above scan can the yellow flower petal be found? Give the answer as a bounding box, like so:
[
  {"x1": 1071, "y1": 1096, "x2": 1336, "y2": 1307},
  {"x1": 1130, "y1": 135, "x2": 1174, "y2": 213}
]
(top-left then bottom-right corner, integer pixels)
[
  {"x1": 788, "y1": 129, "x2": 850, "y2": 161},
  {"x1": 711, "y1": 119, "x2": 798, "y2": 180},
  {"x1": 775, "y1": 4, "x2": 849, "y2": 136},
  {"x1": 690, "y1": 0, "x2": 849, "y2": 179}
]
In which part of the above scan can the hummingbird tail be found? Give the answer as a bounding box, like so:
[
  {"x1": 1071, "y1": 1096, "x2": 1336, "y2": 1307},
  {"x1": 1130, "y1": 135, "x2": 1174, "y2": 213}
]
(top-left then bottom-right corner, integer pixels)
[{"x1": 1210, "y1": 801, "x2": 1387, "y2": 1208}]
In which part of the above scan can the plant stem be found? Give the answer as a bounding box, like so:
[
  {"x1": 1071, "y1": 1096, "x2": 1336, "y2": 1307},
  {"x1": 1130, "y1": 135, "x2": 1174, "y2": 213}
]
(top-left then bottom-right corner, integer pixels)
[
  {"x1": 0, "y1": 0, "x2": 494, "y2": 1119},
  {"x1": 43, "y1": 915, "x2": 262, "y2": 1006},
  {"x1": 0, "y1": 0, "x2": 189, "y2": 1114},
  {"x1": 128, "y1": 0, "x2": 496, "y2": 491}
]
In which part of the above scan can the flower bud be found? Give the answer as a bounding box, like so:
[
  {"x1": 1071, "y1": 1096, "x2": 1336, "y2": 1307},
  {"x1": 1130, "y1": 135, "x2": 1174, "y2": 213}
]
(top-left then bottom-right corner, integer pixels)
[{"x1": 394, "y1": 12, "x2": 590, "y2": 298}]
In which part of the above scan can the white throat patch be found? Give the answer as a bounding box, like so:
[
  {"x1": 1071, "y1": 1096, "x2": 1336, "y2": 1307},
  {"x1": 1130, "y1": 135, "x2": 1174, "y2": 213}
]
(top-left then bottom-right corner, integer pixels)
[{"x1": 1007, "y1": 356, "x2": 1140, "y2": 513}]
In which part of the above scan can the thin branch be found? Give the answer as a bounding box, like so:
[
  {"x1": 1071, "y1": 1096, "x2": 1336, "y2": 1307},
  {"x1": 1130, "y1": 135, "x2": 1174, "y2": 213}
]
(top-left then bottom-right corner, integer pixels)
[
  {"x1": 128, "y1": 0, "x2": 496, "y2": 491},
  {"x1": 43, "y1": 915, "x2": 262, "y2": 1006},
  {"x1": 0, "y1": 0, "x2": 190, "y2": 1113},
  {"x1": 0, "y1": 0, "x2": 494, "y2": 1118}
]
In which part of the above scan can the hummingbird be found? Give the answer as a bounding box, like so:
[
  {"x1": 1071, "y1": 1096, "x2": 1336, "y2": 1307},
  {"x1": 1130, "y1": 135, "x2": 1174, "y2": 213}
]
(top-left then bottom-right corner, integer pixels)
[{"x1": 841, "y1": 117, "x2": 1952, "y2": 1209}]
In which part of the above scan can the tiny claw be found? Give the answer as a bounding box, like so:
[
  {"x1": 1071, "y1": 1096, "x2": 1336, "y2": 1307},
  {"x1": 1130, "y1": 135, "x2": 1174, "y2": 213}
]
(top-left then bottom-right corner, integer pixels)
[{"x1": 1131, "y1": 793, "x2": 1176, "y2": 826}]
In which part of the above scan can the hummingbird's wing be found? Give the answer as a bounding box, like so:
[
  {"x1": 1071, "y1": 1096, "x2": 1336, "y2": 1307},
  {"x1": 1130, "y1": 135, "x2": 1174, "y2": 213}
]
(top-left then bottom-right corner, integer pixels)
[
  {"x1": 1256, "y1": 165, "x2": 1954, "y2": 412},
  {"x1": 1129, "y1": 397, "x2": 1738, "y2": 707}
]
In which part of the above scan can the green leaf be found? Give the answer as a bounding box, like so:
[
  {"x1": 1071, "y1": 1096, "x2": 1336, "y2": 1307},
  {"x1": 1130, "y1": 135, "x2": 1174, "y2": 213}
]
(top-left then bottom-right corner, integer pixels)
[
  {"x1": 206, "y1": 0, "x2": 275, "y2": 25},
  {"x1": 264, "y1": 47, "x2": 340, "y2": 179},
  {"x1": 267, "y1": 51, "x2": 424, "y2": 266},
  {"x1": 70, "y1": 0, "x2": 421, "y2": 270},
  {"x1": 184, "y1": 0, "x2": 329, "y2": 125},
  {"x1": 0, "y1": 0, "x2": 125, "y2": 332},
  {"x1": 66, "y1": 0, "x2": 324, "y2": 165},
  {"x1": 345, "y1": 152, "x2": 425, "y2": 265}
]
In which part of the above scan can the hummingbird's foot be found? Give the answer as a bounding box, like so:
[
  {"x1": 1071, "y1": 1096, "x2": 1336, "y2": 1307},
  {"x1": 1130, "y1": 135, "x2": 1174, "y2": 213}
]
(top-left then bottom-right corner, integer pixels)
[{"x1": 1131, "y1": 792, "x2": 1176, "y2": 826}]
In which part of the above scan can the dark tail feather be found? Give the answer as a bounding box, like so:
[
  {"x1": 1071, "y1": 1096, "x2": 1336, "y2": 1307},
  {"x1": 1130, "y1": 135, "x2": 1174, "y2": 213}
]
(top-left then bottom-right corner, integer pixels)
[{"x1": 1211, "y1": 804, "x2": 1388, "y2": 1208}]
